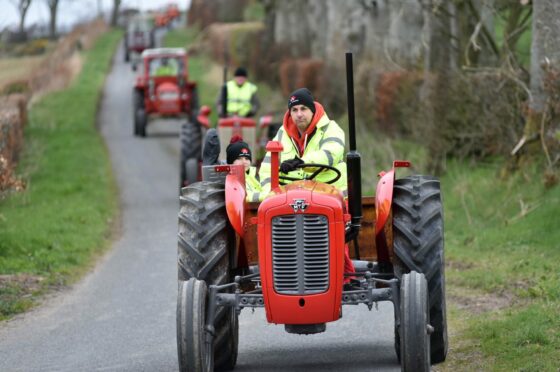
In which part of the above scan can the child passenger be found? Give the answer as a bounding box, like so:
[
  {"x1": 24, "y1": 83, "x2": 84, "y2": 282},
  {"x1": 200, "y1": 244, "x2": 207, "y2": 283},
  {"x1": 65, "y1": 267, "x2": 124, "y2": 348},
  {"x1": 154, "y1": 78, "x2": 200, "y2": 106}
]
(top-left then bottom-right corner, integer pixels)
[{"x1": 226, "y1": 135, "x2": 262, "y2": 202}]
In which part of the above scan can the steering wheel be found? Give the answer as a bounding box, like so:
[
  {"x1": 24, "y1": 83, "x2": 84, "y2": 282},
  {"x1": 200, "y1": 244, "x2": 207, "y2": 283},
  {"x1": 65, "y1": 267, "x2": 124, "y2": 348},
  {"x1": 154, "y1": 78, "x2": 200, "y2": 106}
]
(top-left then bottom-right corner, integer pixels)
[{"x1": 279, "y1": 163, "x2": 341, "y2": 185}]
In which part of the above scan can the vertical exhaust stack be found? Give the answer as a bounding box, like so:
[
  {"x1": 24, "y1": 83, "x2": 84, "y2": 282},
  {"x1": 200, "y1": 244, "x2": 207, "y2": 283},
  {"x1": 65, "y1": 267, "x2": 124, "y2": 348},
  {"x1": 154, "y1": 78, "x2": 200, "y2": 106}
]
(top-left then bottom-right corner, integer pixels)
[
  {"x1": 345, "y1": 52, "x2": 362, "y2": 242},
  {"x1": 220, "y1": 50, "x2": 229, "y2": 118}
]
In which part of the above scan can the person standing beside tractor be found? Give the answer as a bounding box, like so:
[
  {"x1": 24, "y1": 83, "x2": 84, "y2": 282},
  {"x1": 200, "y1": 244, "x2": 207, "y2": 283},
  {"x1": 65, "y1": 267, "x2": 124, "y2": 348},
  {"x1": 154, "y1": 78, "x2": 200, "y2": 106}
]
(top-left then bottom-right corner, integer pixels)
[
  {"x1": 258, "y1": 87, "x2": 354, "y2": 280},
  {"x1": 226, "y1": 135, "x2": 262, "y2": 200},
  {"x1": 216, "y1": 67, "x2": 260, "y2": 118}
]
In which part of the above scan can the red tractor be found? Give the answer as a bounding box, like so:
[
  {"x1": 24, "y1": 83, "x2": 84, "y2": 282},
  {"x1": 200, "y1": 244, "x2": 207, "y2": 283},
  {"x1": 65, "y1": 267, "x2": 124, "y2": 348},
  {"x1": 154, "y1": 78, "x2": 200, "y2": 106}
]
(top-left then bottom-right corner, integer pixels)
[
  {"x1": 124, "y1": 15, "x2": 155, "y2": 65},
  {"x1": 176, "y1": 54, "x2": 448, "y2": 371},
  {"x1": 133, "y1": 48, "x2": 199, "y2": 138}
]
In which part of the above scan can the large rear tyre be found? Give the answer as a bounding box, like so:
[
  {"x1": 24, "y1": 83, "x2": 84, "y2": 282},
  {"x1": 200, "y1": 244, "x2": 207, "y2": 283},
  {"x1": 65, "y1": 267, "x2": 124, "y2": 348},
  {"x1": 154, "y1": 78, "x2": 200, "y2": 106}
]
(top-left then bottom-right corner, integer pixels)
[
  {"x1": 184, "y1": 158, "x2": 199, "y2": 186},
  {"x1": 133, "y1": 91, "x2": 147, "y2": 137},
  {"x1": 393, "y1": 175, "x2": 448, "y2": 363},
  {"x1": 178, "y1": 182, "x2": 238, "y2": 370},
  {"x1": 177, "y1": 278, "x2": 212, "y2": 372},
  {"x1": 134, "y1": 108, "x2": 147, "y2": 137},
  {"x1": 400, "y1": 271, "x2": 430, "y2": 372},
  {"x1": 179, "y1": 121, "x2": 202, "y2": 187}
]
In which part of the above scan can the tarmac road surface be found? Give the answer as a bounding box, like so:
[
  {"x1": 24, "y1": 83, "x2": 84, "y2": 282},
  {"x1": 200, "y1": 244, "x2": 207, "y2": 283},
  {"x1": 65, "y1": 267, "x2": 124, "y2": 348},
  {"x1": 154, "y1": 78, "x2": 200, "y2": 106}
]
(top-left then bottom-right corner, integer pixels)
[{"x1": 0, "y1": 41, "x2": 400, "y2": 372}]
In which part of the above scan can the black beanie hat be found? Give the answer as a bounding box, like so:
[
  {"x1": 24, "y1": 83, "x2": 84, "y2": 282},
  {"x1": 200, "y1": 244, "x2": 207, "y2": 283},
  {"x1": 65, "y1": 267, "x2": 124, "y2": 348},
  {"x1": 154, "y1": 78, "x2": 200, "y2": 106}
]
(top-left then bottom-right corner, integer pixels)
[
  {"x1": 226, "y1": 135, "x2": 252, "y2": 164},
  {"x1": 234, "y1": 67, "x2": 248, "y2": 77},
  {"x1": 288, "y1": 88, "x2": 316, "y2": 114}
]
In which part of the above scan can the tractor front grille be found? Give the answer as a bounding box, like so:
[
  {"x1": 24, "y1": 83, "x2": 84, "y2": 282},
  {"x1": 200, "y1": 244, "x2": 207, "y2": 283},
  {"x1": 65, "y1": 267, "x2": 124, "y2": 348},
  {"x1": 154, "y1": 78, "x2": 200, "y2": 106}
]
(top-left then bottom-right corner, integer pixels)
[{"x1": 271, "y1": 214, "x2": 329, "y2": 295}]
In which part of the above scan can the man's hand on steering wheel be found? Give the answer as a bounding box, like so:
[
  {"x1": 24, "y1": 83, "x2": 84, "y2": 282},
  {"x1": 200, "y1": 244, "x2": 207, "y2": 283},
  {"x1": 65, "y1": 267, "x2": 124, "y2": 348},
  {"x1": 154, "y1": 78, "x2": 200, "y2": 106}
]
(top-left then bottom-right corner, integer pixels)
[
  {"x1": 280, "y1": 157, "x2": 304, "y2": 173},
  {"x1": 279, "y1": 159, "x2": 342, "y2": 185}
]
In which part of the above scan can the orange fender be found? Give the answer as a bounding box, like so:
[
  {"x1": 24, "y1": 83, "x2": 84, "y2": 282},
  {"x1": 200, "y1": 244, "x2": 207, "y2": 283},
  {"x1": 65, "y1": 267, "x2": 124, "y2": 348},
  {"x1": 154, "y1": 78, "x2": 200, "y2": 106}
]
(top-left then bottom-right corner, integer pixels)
[{"x1": 225, "y1": 165, "x2": 246, "y2": 237}]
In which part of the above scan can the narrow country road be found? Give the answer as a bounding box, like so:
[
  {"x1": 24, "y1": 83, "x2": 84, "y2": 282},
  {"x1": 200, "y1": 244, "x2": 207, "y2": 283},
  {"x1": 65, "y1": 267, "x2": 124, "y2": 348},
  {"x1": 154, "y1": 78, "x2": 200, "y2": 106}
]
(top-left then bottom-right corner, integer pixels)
[{"x1": 0, "y1": 41, "x2": 400, "y2": 372}]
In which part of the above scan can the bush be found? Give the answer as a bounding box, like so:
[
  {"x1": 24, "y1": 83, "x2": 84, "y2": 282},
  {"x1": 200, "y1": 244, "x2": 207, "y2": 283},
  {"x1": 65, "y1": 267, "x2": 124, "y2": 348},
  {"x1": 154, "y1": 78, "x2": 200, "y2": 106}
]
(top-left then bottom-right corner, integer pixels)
[
  {"x1": 14, "y1": 38, "x2": 50, "y2": 56},
  {"x1": 391, "y1": 71, "x2": 528, "y2": 170}
]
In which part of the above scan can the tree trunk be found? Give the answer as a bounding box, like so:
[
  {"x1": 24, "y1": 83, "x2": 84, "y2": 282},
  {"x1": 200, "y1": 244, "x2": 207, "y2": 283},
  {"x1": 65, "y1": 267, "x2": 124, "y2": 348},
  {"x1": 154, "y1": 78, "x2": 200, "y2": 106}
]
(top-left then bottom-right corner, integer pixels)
[
  {"x1": 48, "y1": 0, "x2": 59, "y2": 40},
  {"x1": 420, "y1": 0, "x2": 453, "y2": 174},
  {"x1": 17, "y1": 0, "x2": 32, "y2": 37},
  {"x1": 515, "y1": 0, "x2": 560, "y2": 165},
  {"x1": 524, "y1": 1, "x2": 560, "y2": 135},
  {"x1": 110, "y1": 0, "x2": 121, "y2": 27}
]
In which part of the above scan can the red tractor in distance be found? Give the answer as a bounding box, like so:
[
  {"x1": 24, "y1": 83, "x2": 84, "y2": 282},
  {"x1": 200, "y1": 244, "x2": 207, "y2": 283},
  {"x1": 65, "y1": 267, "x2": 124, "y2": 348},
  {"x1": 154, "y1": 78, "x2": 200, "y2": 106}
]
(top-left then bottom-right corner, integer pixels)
[
  {"x1": 176, "y1": 54, "x2": 448, "y2": 371},
  {"x1": 133, "y1": 48, "x2": 199, "y2": 138},
  {"x1": 123, "y1": 14, "x2": 155, "y2": 65},
  {"x1": 165, "y1": 3, "x2": 181, "y2": 22}
]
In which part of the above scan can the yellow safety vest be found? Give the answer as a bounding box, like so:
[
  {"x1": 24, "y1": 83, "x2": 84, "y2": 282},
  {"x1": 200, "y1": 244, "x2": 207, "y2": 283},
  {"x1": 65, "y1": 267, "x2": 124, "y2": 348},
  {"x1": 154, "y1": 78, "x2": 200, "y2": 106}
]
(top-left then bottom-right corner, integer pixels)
[
  {"x1": 245, "y1": 166, "x2": 262, "y2": 202},
  {"x1": 153, "y1": 65, "x2": 176, "y2": 76},
  {"x1": 258, "y1": 112, "x2": 347, "y2": 201},
  {"x1": 226, "y1": 80, "x2": 257, "y2": 117}
]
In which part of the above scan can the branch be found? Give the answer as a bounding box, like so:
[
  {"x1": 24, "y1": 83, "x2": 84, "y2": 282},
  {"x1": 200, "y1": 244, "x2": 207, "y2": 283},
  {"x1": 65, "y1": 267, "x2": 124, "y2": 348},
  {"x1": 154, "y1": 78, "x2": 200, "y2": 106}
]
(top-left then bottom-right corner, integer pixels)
[{"x1": 465, "y1": 0, "x2": 500, "y2": 57}]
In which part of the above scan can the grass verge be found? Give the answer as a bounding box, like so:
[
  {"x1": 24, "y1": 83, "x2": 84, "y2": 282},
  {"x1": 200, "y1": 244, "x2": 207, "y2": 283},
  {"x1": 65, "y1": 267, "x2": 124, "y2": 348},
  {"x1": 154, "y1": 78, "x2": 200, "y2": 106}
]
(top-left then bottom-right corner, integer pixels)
[
  {"x1": 437, "y1": 160, "x2": 560, "y2": 371},
  {"x1": 0, "y1": 30, "x2": 122, "y2": 321}
]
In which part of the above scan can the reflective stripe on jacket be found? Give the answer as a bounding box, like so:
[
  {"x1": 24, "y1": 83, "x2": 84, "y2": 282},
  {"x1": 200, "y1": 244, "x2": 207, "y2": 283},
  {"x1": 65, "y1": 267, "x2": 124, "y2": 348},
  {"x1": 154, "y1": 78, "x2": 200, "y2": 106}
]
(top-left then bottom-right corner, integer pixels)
[
  {"x1": 258, "y1": 110, "x2": 347, "y2": 200},
  {"x1": 226, "y1": 80, "x2": 257, "y2": 117},
  {"x1": 245, "y1": 166, "x2": 262, "y2": 202}
]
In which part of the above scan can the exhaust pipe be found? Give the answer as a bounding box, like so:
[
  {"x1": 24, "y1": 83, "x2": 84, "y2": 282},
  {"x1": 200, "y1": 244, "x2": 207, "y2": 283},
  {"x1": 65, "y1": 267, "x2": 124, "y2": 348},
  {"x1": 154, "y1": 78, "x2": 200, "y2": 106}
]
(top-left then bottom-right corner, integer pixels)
[
  {"x1": 220, "y1": 49, "x2": 229, "y2": 118},
  {"x1": 345, "y1": 52, "x2": 362, "y2": 243}
]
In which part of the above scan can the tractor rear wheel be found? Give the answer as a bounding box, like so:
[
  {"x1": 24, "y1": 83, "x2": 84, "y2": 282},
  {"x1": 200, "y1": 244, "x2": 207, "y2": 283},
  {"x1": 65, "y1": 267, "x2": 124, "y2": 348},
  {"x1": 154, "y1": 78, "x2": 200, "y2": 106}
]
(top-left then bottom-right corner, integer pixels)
[
  {"x1": 392, "y1": 175, "x2": 448, "y2": 364},
  {"x1": 124, "y1": 44, "x2": 130, "y2": 62},
  {"x1": 177, "y1": 181, "x2": 238, "y2": 370},
  {"x1": 400, "y1": 271, "x2": 430, "y2": 372},
  {"x1": 189, "y1": 88, "x2": 200, "y2": 121},
  {"x1": 179, "y1": 121, "x2": 202, "y2": 187},
  {"x1": 134, "y1": 108, "x2": 147, "y2": 137},
  {"x1": 177, "y1": 278, "x2": 212, "y2": 372},
  {"x1": 133, "y1": 91, "x2": 147, "y2": 137}
]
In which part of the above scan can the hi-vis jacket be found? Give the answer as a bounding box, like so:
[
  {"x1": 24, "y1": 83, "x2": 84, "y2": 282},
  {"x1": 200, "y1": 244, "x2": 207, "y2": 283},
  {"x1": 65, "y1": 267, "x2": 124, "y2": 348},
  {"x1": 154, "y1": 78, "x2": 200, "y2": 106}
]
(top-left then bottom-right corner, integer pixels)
[
  {"x1": 226, "y1": 80, "x2": 257, "y2": 117},
  {"x1": 253, "y1": 102, "x2": 347, "y2": 202},
  {"x1": 245, "y1": 166, "x2": 261, "y2": 202}
]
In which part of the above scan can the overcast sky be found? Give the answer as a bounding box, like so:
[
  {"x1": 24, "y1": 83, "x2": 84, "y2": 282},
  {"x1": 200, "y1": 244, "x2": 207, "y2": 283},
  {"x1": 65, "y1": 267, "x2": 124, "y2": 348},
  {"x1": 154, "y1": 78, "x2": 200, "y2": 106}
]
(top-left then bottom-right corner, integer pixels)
[{"x1": 0, "y1": 0, "x2": 191, "y2": 29}]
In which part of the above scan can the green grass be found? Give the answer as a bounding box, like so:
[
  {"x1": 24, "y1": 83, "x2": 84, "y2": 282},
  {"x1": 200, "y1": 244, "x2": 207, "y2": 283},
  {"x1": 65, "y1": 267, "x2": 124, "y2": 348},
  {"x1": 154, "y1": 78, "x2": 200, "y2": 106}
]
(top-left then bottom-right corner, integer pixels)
[
  {"x1": 438, "y1": 160, "x2": 560, "y2": 370},
  {"x1": 0, "y1": 30, "x2": 122, "y2": 320}
]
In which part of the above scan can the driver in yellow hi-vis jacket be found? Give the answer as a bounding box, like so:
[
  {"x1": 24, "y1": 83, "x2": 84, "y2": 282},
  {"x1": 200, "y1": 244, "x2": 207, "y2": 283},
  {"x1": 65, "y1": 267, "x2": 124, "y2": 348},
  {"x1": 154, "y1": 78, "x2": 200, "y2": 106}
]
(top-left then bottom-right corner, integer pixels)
[
  {"x1": 255, "y1": 87, "x2": 347, "y2": 203},
  {"x1": 255, "y1": 87, "x2": 354, "y2": 281}
]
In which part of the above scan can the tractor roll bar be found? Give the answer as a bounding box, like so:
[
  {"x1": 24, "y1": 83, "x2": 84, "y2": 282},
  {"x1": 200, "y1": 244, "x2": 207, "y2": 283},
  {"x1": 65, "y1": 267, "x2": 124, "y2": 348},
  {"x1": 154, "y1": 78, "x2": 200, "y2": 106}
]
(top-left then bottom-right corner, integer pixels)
[{"x1": 345, "y1": 52, "x2": 362, "y2": 242}]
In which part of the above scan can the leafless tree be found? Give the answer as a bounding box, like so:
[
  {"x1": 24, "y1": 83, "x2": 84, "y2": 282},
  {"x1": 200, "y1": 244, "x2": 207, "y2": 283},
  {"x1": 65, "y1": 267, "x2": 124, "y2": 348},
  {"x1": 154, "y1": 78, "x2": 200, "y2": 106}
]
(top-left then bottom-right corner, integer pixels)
[
  {"x1": 514, "y1": 0, "x2": 560, "y2": 166},
  {"x1": 111, "y1": 0, "x2": 122, "y2": 27},
  {"x1": 9, "y1": 0, "x2": 33, "y2": 36},
  {"x1": 45, "y1": 0, "x2": 59, "y2": 39}
]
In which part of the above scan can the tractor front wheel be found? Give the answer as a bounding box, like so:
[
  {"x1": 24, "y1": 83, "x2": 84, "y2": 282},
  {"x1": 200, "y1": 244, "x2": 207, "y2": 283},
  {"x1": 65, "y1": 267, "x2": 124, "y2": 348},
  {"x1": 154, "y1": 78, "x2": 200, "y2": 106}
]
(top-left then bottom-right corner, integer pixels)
[
  {"x1": 177, "y1": 181, "x2": 238, "y2": 370},
  {"x1": 177, "y1": 278, "x2": 212, "y2": 372},
  {"x1": 400, "y1": 271, "x2": 430, "y2": 372},
  {"x1": 392, "y1": 175, "x2": 448, "y2": 364}
]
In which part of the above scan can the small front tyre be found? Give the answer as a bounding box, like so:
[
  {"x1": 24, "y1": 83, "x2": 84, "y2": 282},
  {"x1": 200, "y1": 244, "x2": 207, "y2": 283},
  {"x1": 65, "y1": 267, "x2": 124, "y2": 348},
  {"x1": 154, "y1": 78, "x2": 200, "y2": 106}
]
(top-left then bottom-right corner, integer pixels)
[
  {"x1": 177, "y1": 278, "x2": 212, "y2": 372},
  {"x1": 400, "y1": 271, "x2": 430, "y2": 372}
]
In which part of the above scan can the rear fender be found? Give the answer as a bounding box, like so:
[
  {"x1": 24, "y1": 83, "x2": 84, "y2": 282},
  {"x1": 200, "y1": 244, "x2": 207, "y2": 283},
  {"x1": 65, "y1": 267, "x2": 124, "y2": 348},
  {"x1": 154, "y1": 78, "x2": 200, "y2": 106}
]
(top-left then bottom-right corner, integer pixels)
[
  {"x1": 197, "y1": 105, "x2": 211, "y2": 128},
  {"x1": 375, "y1": 161, "x2": 411, "y2": 234},
  {"x1": 225, "y1": 165, "x2": 247, "y2": 237},
  {"x1": 375, "y1": 169, "x2": 395, "y2": 235}
]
